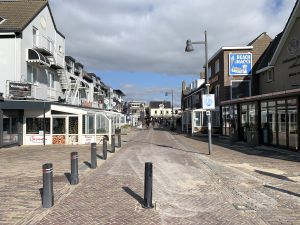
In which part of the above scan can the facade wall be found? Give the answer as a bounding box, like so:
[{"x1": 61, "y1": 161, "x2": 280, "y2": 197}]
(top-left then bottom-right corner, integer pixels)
[
  {"x1": 260, "y1": 19, "x2": 300, "y2": 94},
  {"x1": 0, "y1": 37, "x2": 17, "y2": 94},
  {"x1": 20, "y1": 6, "x2": 64, "y2": 101}
]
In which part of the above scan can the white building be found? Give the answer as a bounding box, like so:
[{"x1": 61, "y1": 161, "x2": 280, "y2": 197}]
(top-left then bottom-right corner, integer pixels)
[{"x1": 0, "y1": 0, "x2": 125, "y2": 147}]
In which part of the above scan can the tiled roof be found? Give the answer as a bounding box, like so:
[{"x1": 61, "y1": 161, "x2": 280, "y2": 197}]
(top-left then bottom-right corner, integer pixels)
[{"x1": 0, "y1": 0, "x2": 47, "y2": 32}]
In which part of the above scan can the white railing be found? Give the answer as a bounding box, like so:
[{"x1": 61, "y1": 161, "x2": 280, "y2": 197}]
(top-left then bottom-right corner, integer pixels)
[{"x1": 33, "y1": 34, "x2": 54, "y2": 54}]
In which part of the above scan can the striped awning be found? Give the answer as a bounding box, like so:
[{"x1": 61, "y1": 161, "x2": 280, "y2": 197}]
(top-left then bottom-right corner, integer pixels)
[{"x1": 27, "y1": 48, "x2": 50, "y2": 66}]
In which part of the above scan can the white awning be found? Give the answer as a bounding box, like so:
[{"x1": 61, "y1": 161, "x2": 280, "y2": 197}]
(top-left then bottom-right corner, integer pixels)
[{"x1": 27, "y1": 48, "x2": 50, "y2": 66}]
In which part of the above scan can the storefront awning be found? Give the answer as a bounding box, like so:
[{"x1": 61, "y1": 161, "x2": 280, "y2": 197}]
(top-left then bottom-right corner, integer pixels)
[{"x1": 27, "y1": 49, "x2": 50, "y2": 66}]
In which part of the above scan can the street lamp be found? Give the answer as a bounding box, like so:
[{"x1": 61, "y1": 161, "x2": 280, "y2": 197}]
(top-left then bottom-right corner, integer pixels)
[
  {"x1": 185, "y1": 30, "x2": 212, "y2": 155},
  {"x1": 165, "y1": 90, "x2": 174, "y2": 130}
]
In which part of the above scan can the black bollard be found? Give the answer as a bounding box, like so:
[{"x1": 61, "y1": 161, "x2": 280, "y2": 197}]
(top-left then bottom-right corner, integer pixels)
[
  {"x1": 117, "y1": 133, "x2": 121, "y2": 148},
  {"x1": 111, "y1": 135, "x2": 115, "y2": 153},
  {"x1": 143, "y1": 162, "x2": 154, "y2": 208},
  {"x1": 42, "y1": 163, "x2": 54, "y2": 208},
  {"x1": 103, "y1": 138, "x2": 107, "y2": 160},
  {"x1": 91, "y1": 142, "x2": 97, "y2": 169},
  {"x1": 70, "y1": 152, "x2": 79, "y2": 185}
]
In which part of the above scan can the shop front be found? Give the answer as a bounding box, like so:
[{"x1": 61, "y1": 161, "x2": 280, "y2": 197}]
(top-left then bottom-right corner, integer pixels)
[
  {"x1": 221, "y1": 92, "x2": 299, "y2": 151},
  {"x1": 0, "y1": 100, "x2": 126, "y2": 147}
]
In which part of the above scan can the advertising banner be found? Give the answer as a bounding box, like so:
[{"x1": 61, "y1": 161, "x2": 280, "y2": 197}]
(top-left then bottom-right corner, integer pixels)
[
  {"x1": 9, "y1": 82, "x2": 32, "y2": 98},
  {"x1": 229, "y1": 53, "x2": 252, "y2": 75}
]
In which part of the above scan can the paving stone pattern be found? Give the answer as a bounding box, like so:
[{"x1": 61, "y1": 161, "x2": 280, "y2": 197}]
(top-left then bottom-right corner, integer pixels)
[{"x1": 0, "y1": 128, "x2": 299, "y2": 224}]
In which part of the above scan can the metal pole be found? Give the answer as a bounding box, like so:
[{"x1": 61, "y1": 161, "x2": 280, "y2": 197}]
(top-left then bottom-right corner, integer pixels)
[
  {"x1": 42, "y1": 163, "x2": 54, "y2": 208},
  {"x1": 205, "y1": 30, "x2": 212, "y2": 155},
  {"x1": 43, "y1": 102, "x2": 46, "y2": 146},
  {"x1": 91, "y1": 142, "x2": 97, "y2": 169},
  {"x1": 70, "y1": 152, "x2": 79, "y2": 185},
  {"x1": 111, "y1": 135, "x2": 115, "y2": 153},
  {"x1": 103, "y1": 138, "x2": 107, "y2": 160},
  {"x1": 143, "y1": 162, "x2": 153, "y2": 208}
]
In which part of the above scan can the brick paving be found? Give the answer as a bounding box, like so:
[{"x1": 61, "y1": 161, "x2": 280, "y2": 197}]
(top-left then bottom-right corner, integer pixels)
[{"x1": 0, "y1": 128, "x2": 299, "y2": 224}]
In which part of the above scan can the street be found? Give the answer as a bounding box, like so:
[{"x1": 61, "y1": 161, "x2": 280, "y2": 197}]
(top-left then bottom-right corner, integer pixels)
[{"x1": 1, "y1": 128, "x2": 300, "y2": 225}]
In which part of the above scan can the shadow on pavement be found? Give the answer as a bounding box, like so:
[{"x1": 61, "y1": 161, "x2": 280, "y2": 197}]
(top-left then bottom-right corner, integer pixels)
[
  {"x1": 96, "y1": 154, "x2": 103, "y2": 159},
  {"x1": 264, "y1": 185, "x2": 300, "y2": 198},
  {"x1": 122, "y1": 186, "x2": 144, "y2": 205},
  {"x1": 255, "y1": 170, "x2": 297, "y2": 182},
  {"x1": 64, "y1": 172, "x2": 71, "y2": 184},
  {"x1": 83, "y1": 161, "x2": 91, "y2": 168},
  {"x1": 184, "y1": 134, "x2": 300, "y2": 163}
]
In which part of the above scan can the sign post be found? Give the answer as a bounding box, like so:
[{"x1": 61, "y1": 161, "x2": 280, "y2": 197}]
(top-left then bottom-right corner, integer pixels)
[{"x1": 202, "y1": 94, "x2": 215, "y2": 155}]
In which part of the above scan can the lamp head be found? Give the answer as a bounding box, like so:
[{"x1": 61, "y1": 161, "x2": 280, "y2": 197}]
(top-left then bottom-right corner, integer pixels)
[{"x1": 185, "y1": 39, "x2": 194, "y2": 52}]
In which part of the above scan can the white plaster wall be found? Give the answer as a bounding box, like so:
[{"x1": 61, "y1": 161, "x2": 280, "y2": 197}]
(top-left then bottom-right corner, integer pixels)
[
  {"x1": 0, "y1": 38, "x2": 15, "y2": 95},
  {"x1": 20, "y1": 6, "x2": 64, "y2": 100}
]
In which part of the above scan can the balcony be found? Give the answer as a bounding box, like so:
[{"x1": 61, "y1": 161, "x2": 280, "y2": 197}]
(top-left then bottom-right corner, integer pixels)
[{"x1": 33, "y1": 34, "x2": 54, "y2": 56}]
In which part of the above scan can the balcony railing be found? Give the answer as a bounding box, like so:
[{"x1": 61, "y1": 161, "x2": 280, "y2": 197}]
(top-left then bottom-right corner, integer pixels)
[{"x1": 33, "y1": 34, "x2": 54, "y2": 55}]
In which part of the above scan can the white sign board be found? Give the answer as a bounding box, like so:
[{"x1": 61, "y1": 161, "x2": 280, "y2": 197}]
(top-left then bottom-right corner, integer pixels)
[{"x1": 202, "y1": 94, "x2": 215, "y2": 110}]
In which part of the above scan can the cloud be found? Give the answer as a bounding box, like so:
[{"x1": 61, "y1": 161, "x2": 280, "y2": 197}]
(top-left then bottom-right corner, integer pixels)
[{"x1": 50, "y1": 0, "x2": 296, "y2": 76}]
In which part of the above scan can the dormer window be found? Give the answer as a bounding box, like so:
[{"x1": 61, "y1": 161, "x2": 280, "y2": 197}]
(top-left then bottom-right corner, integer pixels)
[{"x1": 0, "y1": 16, "x2": 6, "y2": 24}]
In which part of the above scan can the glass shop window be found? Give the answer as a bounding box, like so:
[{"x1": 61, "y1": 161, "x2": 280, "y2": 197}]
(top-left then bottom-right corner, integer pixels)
[
  {"x1": 69, "y1": 117, "x2": 78, "y2": 134},
  {"x1": 52, "y1": 118, "x2": 66, "y2": 134},
  {"x1": 26, "y1": 118, "x2": 50, "y2": 134}
]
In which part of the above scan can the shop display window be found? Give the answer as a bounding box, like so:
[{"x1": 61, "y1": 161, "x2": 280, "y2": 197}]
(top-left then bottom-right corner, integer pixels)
[{"x1": 26, "y1": 118, "x2": 50, "y2": 134}]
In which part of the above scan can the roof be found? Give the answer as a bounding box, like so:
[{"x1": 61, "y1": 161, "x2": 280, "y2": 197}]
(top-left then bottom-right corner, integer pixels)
[
  {"x1": 65, "y1": 56, "x2": 76, "y2": 62},
  {"x1": 208, "y1": 46, "x2": 253, "y2": 63},
  {"x1": 268, "y1": 0, "x2": 300, "y2": 66},
  {"x1": 256, "y1": 32, "x2": 283, "y2": 73},
  {"x1": 149, "y1": 101, "x2": 171, "y2": 108},
  {"x1": 247, "y1": 32, "x2": 268, "y2": 46},
  {"x1": 0, "y1": 0, "x2": 65, "y2": 38}
]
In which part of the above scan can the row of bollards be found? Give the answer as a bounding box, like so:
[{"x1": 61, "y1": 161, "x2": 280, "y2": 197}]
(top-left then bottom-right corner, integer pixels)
[{"x1": 42, "y1": 133, "x2": 122, "y2": 208}]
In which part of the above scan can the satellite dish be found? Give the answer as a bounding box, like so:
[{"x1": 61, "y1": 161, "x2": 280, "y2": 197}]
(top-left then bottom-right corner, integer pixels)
[{"x1": 104, "y1": 99, "x2": 109, "y2": 105}]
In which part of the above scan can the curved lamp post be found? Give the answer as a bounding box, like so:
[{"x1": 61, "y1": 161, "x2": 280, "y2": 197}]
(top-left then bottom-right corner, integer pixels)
[{"x1": 185, "y1": 30, "x2": 212, "y2": 155}]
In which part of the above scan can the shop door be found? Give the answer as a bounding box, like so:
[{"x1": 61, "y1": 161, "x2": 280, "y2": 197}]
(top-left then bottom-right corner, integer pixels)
[{"x1": 277, "y1": 100, "x2": 287, "y2": 147}]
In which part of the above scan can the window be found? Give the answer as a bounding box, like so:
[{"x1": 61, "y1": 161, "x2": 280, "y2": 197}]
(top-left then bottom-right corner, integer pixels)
[
  {"x1": 33, "y1": 27, "x2": 39, "y2": 46},
  {"x1": 208, "y1": 66, "x2": 212, "y2": 79},
  {"x1": 215, "y1": 59, "x2": 220, "y2": 73},
  {"x1": 231, "y1": 80, "x2": 250, "y2": 99},
  {"x1": 47, "y1": 71, "x2": 55, "y2": 88},
  {"x1": 155, "y1": 110, "x2": 157, "y2": 114},
  {"x1": 160, "y1": 110, "x2": 163, "y2": 115},
  {"x1": 59, "y1": 45, "x2": 63, "y2": 53},
  {"x1": 267, "y1": 70, "x2": 273, "y2": 82},
  {"x1": 27, "y1": 65, "x2": 38, "y2": 83},
  {"x1": 215, "y1": 85, "x2": 220, "y2": 97},
  {"x1": 26, "y1": 118, "x2": 50, "y2": 134}
]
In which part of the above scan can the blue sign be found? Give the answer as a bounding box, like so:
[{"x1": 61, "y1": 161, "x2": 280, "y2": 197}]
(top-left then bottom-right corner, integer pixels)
[{"x1": 229, "y1": 53, "x2": 252, "y2": 75}]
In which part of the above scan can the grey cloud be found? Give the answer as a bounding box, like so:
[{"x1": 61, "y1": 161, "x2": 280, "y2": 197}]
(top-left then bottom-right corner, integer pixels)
[{"x1": 50, "y1": 0, "x2": 296, "y2": 75}]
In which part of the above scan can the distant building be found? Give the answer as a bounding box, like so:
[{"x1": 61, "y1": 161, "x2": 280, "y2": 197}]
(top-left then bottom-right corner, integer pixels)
[
  {"x1": 149, "y1": 101, "x2": 172, "y2": 119},
  {"x1": 124, "y1": 101, "x2": 146, "y2": 126}
]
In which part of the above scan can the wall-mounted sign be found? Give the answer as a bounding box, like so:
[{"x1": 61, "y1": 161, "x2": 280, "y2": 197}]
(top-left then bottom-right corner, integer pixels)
[
  {"x1": 25, "y1": 135, "x2": 51, "y2": 145},
  {"x1": 202, "y1": 94, "x2": 215, "y2": 110},
  {"x1": 9, "y1": 82, "x2": 32, "y2": 98},
  {"x1": 159, "y1": 104, "x2": 164, "y2": 109},
  {"x1": 229, "y1": 53, "x2": 252, "y2": 75}
]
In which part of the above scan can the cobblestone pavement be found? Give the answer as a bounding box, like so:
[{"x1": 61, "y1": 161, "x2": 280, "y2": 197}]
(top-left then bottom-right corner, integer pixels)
[{"x1": 1, "y1": 128, "x2": 300, "y2": 224}]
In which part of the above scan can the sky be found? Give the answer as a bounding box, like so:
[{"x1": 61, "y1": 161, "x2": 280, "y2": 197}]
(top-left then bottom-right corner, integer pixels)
[{"x1": 49, "y1": 0, "x2": 297, "y2": 106}]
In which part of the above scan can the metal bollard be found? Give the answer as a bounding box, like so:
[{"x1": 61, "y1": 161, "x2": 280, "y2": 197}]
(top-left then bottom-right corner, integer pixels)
[
  {"x1": 103, "y1": 138, "x2": 107, "y2": 160},
  {"x1": 117, "y1": 133, "x2": 121, "y2": 148},
  {"x1": 143, "y1": 162, "x2": 153, "y2": 208},
  {"x1": 91, "y1": 142, "x2": 97, "y2": 169},
  {"x1": 70, "y1": 152, "x2": 79, "y2": 185},
  {"x1": 111, "y1": 135, "x2": 115, "y2": 153},
  {"x1": 42, "y1": 163, "x2": 54, "y2": 208}
]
